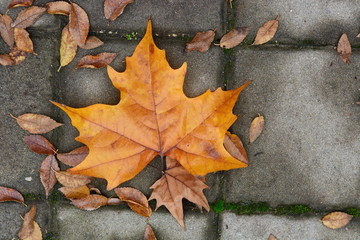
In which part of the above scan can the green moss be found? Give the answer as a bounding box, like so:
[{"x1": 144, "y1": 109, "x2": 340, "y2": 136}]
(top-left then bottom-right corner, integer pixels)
[
  {"x1": 23, "y1": 193, "x2": 43, "y2": 201},
  {"x1": 177, "y1": 34, "x2": 191, "y2": 42},
  {"x1": 300, "y1": 39, "x2": 315, "y2": 46},
  {"x1": 125, "y1": 32, "x2": 139, "y2": 40},
  {"x1": 274, "y1": 204, "x2": 312, "y2": 215},
  {"x1": 45, "y1": 232, "x2": 59, "y2": 240},
  {"x1": 211, "y1": 200, "x2": 225, "y2": 213},
  {"x1": 345, "y1": 208, "x2": 360, "y2": 217},
  {"x1": 50, "y1": 191, "x2": 61, "y2": 204},
  {"x1": 211, "y1": 200, "x2": 270, "y2": 214}
]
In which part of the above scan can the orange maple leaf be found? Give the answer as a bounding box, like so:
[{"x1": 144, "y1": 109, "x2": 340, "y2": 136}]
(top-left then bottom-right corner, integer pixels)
[{"x1": 52, "y1": 20, "x2": 249, "y2": 190}]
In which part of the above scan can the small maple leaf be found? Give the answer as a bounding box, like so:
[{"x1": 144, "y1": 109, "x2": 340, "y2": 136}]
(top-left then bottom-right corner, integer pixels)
[{"x1": 53, "y1": 20, "x2": 249, "y2": 190}]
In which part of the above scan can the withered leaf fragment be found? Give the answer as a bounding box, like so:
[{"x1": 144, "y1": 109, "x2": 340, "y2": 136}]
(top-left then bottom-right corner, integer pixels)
[
  {"x1": 268, "y1": 234, "x2": 277, "y2": 240},
  {"x1": 337, "y1": 33, "x2": 351, "y2": 64},
  {"x1": 59, "y1": 185, "x2": 90, "y2": 199},
  {"x1": 18, "y1": 205, "x2": 42, "y2": 240},
  {"x1": 104, "y1": 0, "x2": 134, "y2": 21},
  {"x1": 185, "y1": 29, "x2": 215, "y2": 53},
  {"x1": 253, "y1": 16, "x2": 279, "y2": 45},
  {"x1": 149, "y1": 158, "x2": 210, "y2": 229},
  {"x1": 59, "y1": 24, "x2": 77, "y2": 70},
  {"x1": 107, "y1": 198, "x2": 123, "y2": 205},
  {"x1": 57, "y1": 146, "x2": 89, "y2": 167},
  {"x1": 12, "y1": 113, "x2": 63, "y2": 134},
  {"x1": 144, "y1": 224, "x2": 157, "y2": 240},
  {"x1": 0, "y1": 15, "x2": 15, "y2": 48},
  {"x1": 14, "y1": 28, "x2": 35, "y2": 54},
  {"x1": 76, "y1": 52, "x2": 118, "y2": 69},
  {"x1": 55, "y1": 171, "x2": 91, "y2": 188},
  {"x1": 0, "y1": 54, "x2": 15, "y2": 66},
  {"x1": 322, "y1": 212, "x2": 353, "y2": 229},
  {"x1": 81, "y1": 36, "x2": 104, "y2": 50},
  {"x1": 12, "y1": 6, "x2": 46, "y2": 29},
  {"x1": 220, "y1": 27, "x2": 250, "y2": 49},
  {"x1": 357, "y1": 33, "x2": 360, "y2": 38},
  {"x1": 69, "y1": 3, "x2": 90, "y2": 47},
  {"x1": 8, "y1": 0, "x2": 33, "y2": 9},
  {"x1": 40, "y1": 155, "x2": 60, "y2": 197},
  {"x1": 23, "y1": 135, "x2": 56, "y2": 154},
  {"x1": 249, "y1": 115, "x2": 264, "y2": 143},
  {"x1": 71, "y1": 194, "x2": 108, "y2": 210},
  {"x1": 224, "y1": 132, "x2": 248, "y2": 164},
  {"x1": 0, "y1": 186, "x2": 25, "y2": 204},
  {"x1": 9, "y1": 46, "x2": 26, "y2": 65},
  {"x1": 114, "y1": 187, "x2": 152, "y2": 217},
  {"x1": 46, "y1": 1, "x2": 70, "y2": 15}
]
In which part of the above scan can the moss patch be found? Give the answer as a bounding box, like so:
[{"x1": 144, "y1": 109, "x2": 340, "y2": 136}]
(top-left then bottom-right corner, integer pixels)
[
  {"x1": 345, "y1": 208, "x2": 360, "y2": 217},
  {"x1": 23, "y1": 193, "x2": 44, "y2": 201},
  {"x1": 274, "y1": 204, "x2": 312, "y2": 215}
]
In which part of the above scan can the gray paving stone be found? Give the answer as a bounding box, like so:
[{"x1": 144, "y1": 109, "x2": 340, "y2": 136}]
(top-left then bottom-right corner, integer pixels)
[
  {"x1": 56, "y1": 203, "x2": 217, "y2": 240},
  {"x1": 0, "y1": 37, "x2": 60, "y2": 195},
  {"x1": 224, "y1": 47, "x2": 360, "y2": 208},
  {"x1": 235, "y1": 0, "x2": 360, "y2": 45},
  {"x1": 219, "y1": 212, "x2": 360, "y2": 240}
]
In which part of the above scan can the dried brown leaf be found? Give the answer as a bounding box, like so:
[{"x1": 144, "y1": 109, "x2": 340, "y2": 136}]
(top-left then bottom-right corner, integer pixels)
[
  {"x1": 18, "y1": 205, "x2": 42, "y2": 240},
  {"x1": 59, "y1": 185, "x2": 90, "y2": 199},
  {"x1": 12, "y1": 113, "x2": 63, "y2": 134},
  {"x1": 249, "y1": 115, "x2": 264, "y2": 143},
  {"x1": 115, "y1": 187, "x2": 152, "y2": 217},
  {"x1": 8, "y1": 0, "x2": 33, "y2": 9},
  {"x1": 224, "y1": 131, "x2": 248, "y2": 164},
  {"x1": 0, "y1": 54, "x2": 15, "y2": 66},
  {"x1": 71, "y1": 194, "x2": 108, "y2": 210},
  {"x1": 322, "y1": 212, "x2": 353, "y2": 229},
  {"x1": 80, "y1": 36, "x2": 104, "y2": 50},
  {"x1": 185, "y1": 30, "x2": 215, "y2": 53},
  {"x1": 46, "y1": 1, "x2": 70, "y2": 16},
  {"x1": 12, "y1": 6, "x2": 46, "y2": 29},
  {"x1": 149, "y1": 158, "x2": 210, "y2": 229},
  {"x1": 14, "y1": 28, "x2": 35, "y2": 54},
  {"x1": 59, "y1": 24, "x2": 78, "y2": 70},
  {"x1": 9, "y1": 46, "x2": 26, "y2": 65},
  {"x1": 0, "y1": 15, "x2": 14, "y2": 48},
  {"x1": 337, "y1": 33, "x2": 351, "y2": 64},
  {"x1": 144, "y1": 224, "x2": 157, "y2": 240},
  {"x1": 76, "y1": 52, "x2": 118, "y2": 69},
  {"x1": 40, "y1": 155, "x2": 60, "y2": 197},
  {"x1": 0, "y1": 186, "x2": 25, "y2": 204},
  {"x1": 220, "y1": 27, "x2": 250, "y2": 49},
  {"x1": 107, "y1": 197, "x2": 123, "y2": 205},
  {"x1": 268, "y1": 234, "x2": 277, "y2": 240},
  {"x1": 357, "y1": 33, "x2": 360, "y2": 38},
  {"x1": 55, "y1": 171, "x2": 92, "y2": 188},
  {"x1": 57, "y1": 146, "x2": 89, "y2": 167},
  {"x1": 23, "y1": 135, "x2": 56, "y2": 154},
  {"x1": 104, "y1": 0, "x2": 134, "y2": 21},
  {"x1": 69, "y1": 3, "x2": 90, "y2": 47},
  {"x1": 253, "y1": 17, "x2": 279, "y2": 45}
]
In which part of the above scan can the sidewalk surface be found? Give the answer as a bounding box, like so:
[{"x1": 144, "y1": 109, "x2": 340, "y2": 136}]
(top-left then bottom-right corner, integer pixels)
[{"x1": 0, "y1": 0, "x2": 359, "y2": 239}]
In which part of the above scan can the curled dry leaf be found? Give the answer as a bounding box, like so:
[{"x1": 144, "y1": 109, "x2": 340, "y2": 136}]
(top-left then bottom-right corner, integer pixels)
[
  {"x1": 0, "y1": 54, "x2": 15, "y2": 66},
  {"x1": 149, "y1": 158, "x2": 210, "y2": 230},
  {"x1": 220, "y1": 27, "x2": 250, "y2": 49},
  {"x1": 46, "y1": 1, "x2": 70, "y2": 16},
  {"x1": 104, "y1": 0, "x2": 134, "y2": 21},
  {"x1": 69, "y1": 3, "x2": 90, "y2": 47},
  {"x1": 9, "y1": 46, "x2": 26, "y2": 65},
  {"x1": 12, "y1": 6, "x2": 46, "y2": 29},
  {"x1": 0, "y1": 15, "x2": 15, "y2": 48},
  {"x1": 224, "y1": 131, "x2": 248, "y2": 164},
  {"x1": 337, "y1": 33, "x2": 351, "y2": 64},
  {"x1": 114, "y1": 187, "x2": 152, "y2": 217},
  {"x1": 14, "y1": 28, "x2": 35, "y2": 54},
  {"x1": 40, "y1": 155, "x2": 60, "y2": 198},
  {"x1": 249, "y1": 115, "x2": 264, "y2": 143},
  {"x1": 8, "y1": 0, "x2": 33, "y2": 9},
  {"x1": 185, "y1": 29, "x2": 215, "y2": 53},
  {"x1": 71, "y1": 194, "x2": 108, "y2": 211},
  {"x1": 23, "y1": 135, "x2": 56, "y2": 154},
  {"x1": 107, "y1": 198, "x2": 123, "y2": 205},
  {"x1": 59, "y1": 185, "x2": 90, "y2": 199},
  {"x1": 55, "y1": 171, "x2": 92, "y2": 188},
  {"x1": 0, "y1": 186, "x2": 25, "y2": 204},
  {"x1": 268, "y1": 234, "x2": 277, "y2": 240},
  {"x1": 57, "y1": 146, "x2": 89, "y2": 167},
  {"x1": 144, "y1": 224, "x2": 157, "y2": 240},
  {"x1": 76, "y1": 52, "x2": 118, "y2": 69},
  {"x1": 18, "y1": 205, "x2": 42, "y2": 240},
  {"x1": 253, "y1": 16, "x2": 279, "y2": 45},
  {"x1": 59, "y1": 24, "x2": 77, "y2": 70},
  {"x1": 322, "y1": 212, "x2": 353, "y2": 229},
  {"x1": 80, "y1": 36, "x2": 104, "y2": 50},
  {"x1": 12, "y1": 113, "x2": 63, "y2": 134}
]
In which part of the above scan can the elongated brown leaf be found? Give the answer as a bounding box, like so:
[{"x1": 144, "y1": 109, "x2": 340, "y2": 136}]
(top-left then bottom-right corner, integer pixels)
[
  {"x1": 8, "y1": 0, "x2": 33, "y2": 9},
  {"x1": 253, "y1": 17, "x2": 279, "y2": 45},
  {"x1": 144, "y1": 224, "x2": 157, "y2": 240},
  {"x1": 46, "y1": 1, "x2": 70, "y2": 15},
  {"x1": 249, "y1": 115, "x2": 264, "y2": 143},
  {"x1": 76, "y1": 52, "x2": 118, "y2": 69},
  {"x1": 220, "y1": 27, "x2": 250, "y2": 49},
  {"x1": 107, "y1": 197, "x2": 123, "y2": 205},
  {"x1": 55, "y1": 171, "x2": 91, "y2": 188},
  {"x1": 0, "y1": 54, "x2": 15, "y2": 66},
  {"x1": 40, "y1": 155, "x2": 60, "y2": 197},
  {"x1": 23, "y1": 135, "x2": 56, "y2": 154},
  {"x1": 0, "y1": 15, "x2": 14, "y2": 48},
  {"x1": 115, "y1": 187, "x2": 152, "y2": 217},
  {"x1": 18, "y1": 205, "x2": 42, "y2": 240},
  {"x1": 9, "y1": 46, "x2": 26, "y2": 65},
  {"x1": 57, "y1": 146, "x2": 89, "y2": 167},
  {"x1": 71, "y1": 194, "x2": 108, "y2": 210},
  {"x1": 59, "y1": 185, "x2": 90, "y2": 199},
  {"x1": 224, "y1": 132, "x2": 248, "y2": 164},
  {"x1": 14, "y1": 28, "x2": 35, "y2": 54},
  {"x1": 0, "y1": 186, "x2": 25, "y2": 204},
  {"x1": 337, "y1": 33, "x2": 351, "y2": 64},
  {"x1": 12, "y1": 6, "x2": 46, "y2": 29},
  {"x1": 104, "y1": 0, "x2": 134, "y2": 21},
  {"x1": 69, "y1": 3, "x2": 90, "y2": 47},
  {"x1": 80, "y1": 36, "x2": 104, "y2": 50},
  {"x1": 185, "y1": 30, "x2": 215, "y2": 53},
  {"x1": 12, "y1": 113, "x2": 63, "y2": 134},
  {"x1": 322, "y1": 212, "x2": 353, "y2": 229},
  {"x1": 59, "y1": 24, "x2": 77, "y2": 71}
]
